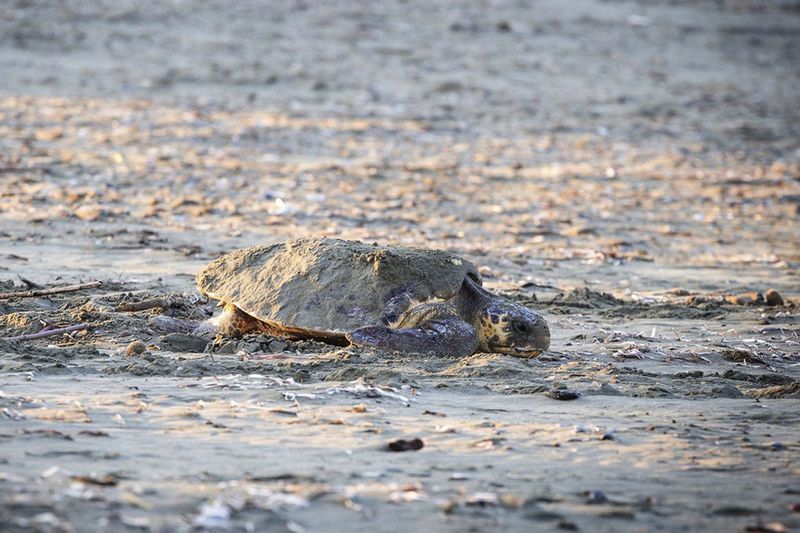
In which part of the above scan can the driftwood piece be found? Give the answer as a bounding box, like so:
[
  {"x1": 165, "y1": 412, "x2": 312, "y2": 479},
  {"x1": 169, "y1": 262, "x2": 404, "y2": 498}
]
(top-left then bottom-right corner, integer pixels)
[
  {"x1": 115, "y1": 296, "x2": 182, "y2": 313},
  {"x1": 16, "y1": 275, "x2": 42, "y2": 289},
  {"x1": 3, "y1": 323, "x2": 92, "y2": 341},
  {"x1": 0, "y1": 281, "x2": 103, "y2": 299}
]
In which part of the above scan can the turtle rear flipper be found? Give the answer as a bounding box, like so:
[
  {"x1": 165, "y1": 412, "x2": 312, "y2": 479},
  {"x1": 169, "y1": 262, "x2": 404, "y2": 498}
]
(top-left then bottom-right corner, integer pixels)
[{"x1": 347, "y1": 317, "x2": 478, "y2": 357}]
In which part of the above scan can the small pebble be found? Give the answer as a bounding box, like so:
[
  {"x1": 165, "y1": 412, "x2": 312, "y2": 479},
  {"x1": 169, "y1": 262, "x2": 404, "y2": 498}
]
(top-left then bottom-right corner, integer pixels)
[
  {"x1": 74, "y1": 204, "x2": 104, "y2": 221},
  {"x1": 387, "y1": 438, "x2": 424, "y2": 452},
  {"x1": 125, "y1": 340, "x2": 147, "y2": 357},
  {"x1": 586, "y1": 490, "x2": 608, "y2": 504},
  {"x1": 547, "y1": 389, "x2": 581, "y2": 401},
  {"x1": 765, "y1": 288, "x2": 784, "y2": 306}
]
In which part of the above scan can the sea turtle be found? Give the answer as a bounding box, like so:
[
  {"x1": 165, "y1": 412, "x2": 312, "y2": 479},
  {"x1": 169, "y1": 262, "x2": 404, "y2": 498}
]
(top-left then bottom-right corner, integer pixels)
[{"x1": 196, "y1": 237, "x2": 550, "y2": 358}]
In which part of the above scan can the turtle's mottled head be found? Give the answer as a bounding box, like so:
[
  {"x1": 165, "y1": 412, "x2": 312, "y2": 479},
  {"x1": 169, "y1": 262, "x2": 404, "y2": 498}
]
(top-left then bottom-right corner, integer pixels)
[{"x1": 476, "y1": 300, "x2": 550, "y2": 358}]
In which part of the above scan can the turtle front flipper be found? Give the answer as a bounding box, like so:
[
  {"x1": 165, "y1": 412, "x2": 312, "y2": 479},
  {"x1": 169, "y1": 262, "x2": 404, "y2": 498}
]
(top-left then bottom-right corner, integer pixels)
[
  {"x1": 347, "y1": 316, "x2": 478, "y2": 357},
  {"x1": 380, "y1": 291, "x2": 415, "y2": 325},
  {"x1": 214, "y1": 303, "x2": 271, "y2": 337}
]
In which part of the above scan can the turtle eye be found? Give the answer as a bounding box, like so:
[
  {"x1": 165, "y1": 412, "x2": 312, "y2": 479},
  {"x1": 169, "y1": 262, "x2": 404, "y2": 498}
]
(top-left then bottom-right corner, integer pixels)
[{"x1": 512, "y1": 320, "x2": 530, "y2": 334}]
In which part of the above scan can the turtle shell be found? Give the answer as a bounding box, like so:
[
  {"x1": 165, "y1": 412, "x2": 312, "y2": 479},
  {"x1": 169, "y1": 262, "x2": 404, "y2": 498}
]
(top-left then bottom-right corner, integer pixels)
[{"x1": 196, "y1": 237, "x2": 481, "y2": 334}]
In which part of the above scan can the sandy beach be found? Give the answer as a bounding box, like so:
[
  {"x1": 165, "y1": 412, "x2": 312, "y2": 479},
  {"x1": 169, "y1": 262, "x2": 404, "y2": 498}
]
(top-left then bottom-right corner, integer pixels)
[{"x1": 1, "y1": 1, "x2": 799, "y2": 531}]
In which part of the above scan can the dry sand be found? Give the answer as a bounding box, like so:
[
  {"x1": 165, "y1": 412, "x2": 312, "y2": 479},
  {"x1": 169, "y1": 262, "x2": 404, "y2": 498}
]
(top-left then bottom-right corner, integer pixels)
[{"x1": 0, "y1": 0, "x2": 799, "y2": 531}]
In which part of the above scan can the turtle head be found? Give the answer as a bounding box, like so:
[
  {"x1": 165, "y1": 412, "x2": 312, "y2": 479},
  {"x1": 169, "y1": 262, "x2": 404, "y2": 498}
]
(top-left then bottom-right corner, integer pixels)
[{"x1": 476, "y1": 300, "x2": 550, "y2": 358}]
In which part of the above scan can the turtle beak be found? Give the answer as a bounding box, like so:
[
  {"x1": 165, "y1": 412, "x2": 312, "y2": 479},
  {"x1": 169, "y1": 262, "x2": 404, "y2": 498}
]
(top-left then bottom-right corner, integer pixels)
[
  {"x1": 511, "y1": 319, "x2": 550, "y2": 358},
  {"x1": 512, "y1": 346, "x2": 546, "y2": 358}
]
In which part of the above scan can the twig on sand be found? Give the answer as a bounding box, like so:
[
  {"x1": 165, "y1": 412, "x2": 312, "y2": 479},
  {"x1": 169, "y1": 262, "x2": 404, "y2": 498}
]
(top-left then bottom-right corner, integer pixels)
[
  {"x1": 16, "y1": 275, "x2": 42, "y2": 289},
  {"x1": 0, "y1": 281, "x2": 103, "y2": 299},
  {"x1": 325, "y1": 384, "x2": 411, "y2": 406},
  {"x1": 115, "y1": 296, "x2": 182, "y2": 312},
  {"x1": 3, "y1": 323, "x2": 92, "y2": 342}
]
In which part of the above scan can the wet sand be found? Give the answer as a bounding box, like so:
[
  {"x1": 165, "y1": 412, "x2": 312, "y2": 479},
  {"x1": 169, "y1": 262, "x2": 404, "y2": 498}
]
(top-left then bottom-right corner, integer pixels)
[{"x1": 1, "y1": 0, "x2": 799, "y2": 531}]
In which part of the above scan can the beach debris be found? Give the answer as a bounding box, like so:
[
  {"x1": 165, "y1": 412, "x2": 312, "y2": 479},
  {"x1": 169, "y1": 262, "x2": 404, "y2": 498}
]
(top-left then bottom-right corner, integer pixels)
[
  {"x1": 70, "y1": 473, "x2": 119, "y2": 486},
  {"x1": 119, "y1": 516, "x2": 152, "y2": 529},
  {"x1": 3, "y1": 323, "x2": 93, "y2": 342},
  {"x1": 283, "y1": 391, "x2": 318, "y2": 401},
  {"x1": 0, "y1": 281, "x2": 102, "y2": 299},
  {"x1": 198, "y1": 374, "x2": 298, "y2": 391},
  {"x1": 720, "y1": 348, "x2": 765, "y2": 365},
  {"x1": 245, "y1": 487, "x2": 310, "y2": 511},
  {"x1": 325, "y1": 384, "x2": 410, "y2": 406},
  {"x1": 745, "y1": 382, "x2": 799, "y2": 399},
  {"x1": 745, "y1": 521, "x2": 788, "y2": 533},
  {"x1": 759, "y1": 325, "x2": 800, "y2": 335},
  {"x1": 496, "y1": 21, "x2": 512, "y2": 32},
  {"x1": 465, "y1": 492, "x2": 500, "y2": 507},
  {"x1": 270, "y1": 408, "x2": 299, "y2": 417},
  {"x1": 349, "y1": 403, "x2": 367, "y2": 413},
  {"x1": 21, "y1": 428, "x2": 73, "y2": 440},
  {"x1": 556, "y1": 519, "x2": 579, "y2": 530},
  {"x1": 40, "y1": 466, "x2": 66, "y2": 479},
  {"x1": 193, "y1": 500, "x2": 231, "y2": 529},
  {"x1": 2, "y1": 408, "x2": 26, "y2": 421},
  {"x1": 78, "y1": 430, "x2": 110, "y2": 437},
  {"x1": 765, "y1": 289, "x2": 784, "y2": 307},
  {"x1": 387, "y1": 438, "x2": 424, "y2": 452},
  {"x1": 585, "y1": 490, "x2": 609, "y2": 504},
  {"x1": 473, "y1": 437, "x2": 505, "y2": 449},
  {"x1": 125, "y1": 340, "x2": 147, "y2": 357},
  {"x1": 16, "y1": 275, "x2": 41, "y2": 289},
  {"x1": 389, "y1": 484, "x2": 426, "y2": 503},
  {"x1": 442, "y1": 492, "x2": 498, "y2": 513},
  {"x1": 74, "y1": 204, "x2": 106, "y2": 221},
  {"x1": 443, "y1": 491, "x2": 529, "y2": 514},
  {"x1": 725, "y1": 292, "x2": 764, "y2": 306},
  {"x1": 610, "y1": 341, "x2": 656, "y2": 359},
  {"x1": 15, "y1": 513, "x2": 71, "y2": 531},
  {"x1": 547, "y1": 389, "x2": 580, "y2": 401},
  {"x1": 115, "y1": 295, "x2": 187, "y2": 312},
  {"x1": 566, "y1": 424, "x2": 617, "y2": 441},
  {"x1": 26, "y1": 407, "x2": 91, "y2": 423}
]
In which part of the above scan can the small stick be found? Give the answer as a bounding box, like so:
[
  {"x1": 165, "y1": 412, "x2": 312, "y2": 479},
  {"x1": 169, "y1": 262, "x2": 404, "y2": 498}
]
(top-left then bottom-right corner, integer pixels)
[
  {"x1": 16, "y1": 275, "x2": 42, "y2": 289},
  {"x1": 115, "y1": 296, "x2": 180, "y2": 312},
  {"x1": 0, "y1": 281, "x2": 102, "y2": 299},
  {"x1": 3, "y1": 323, "x2": 92, "y2": 342}
]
